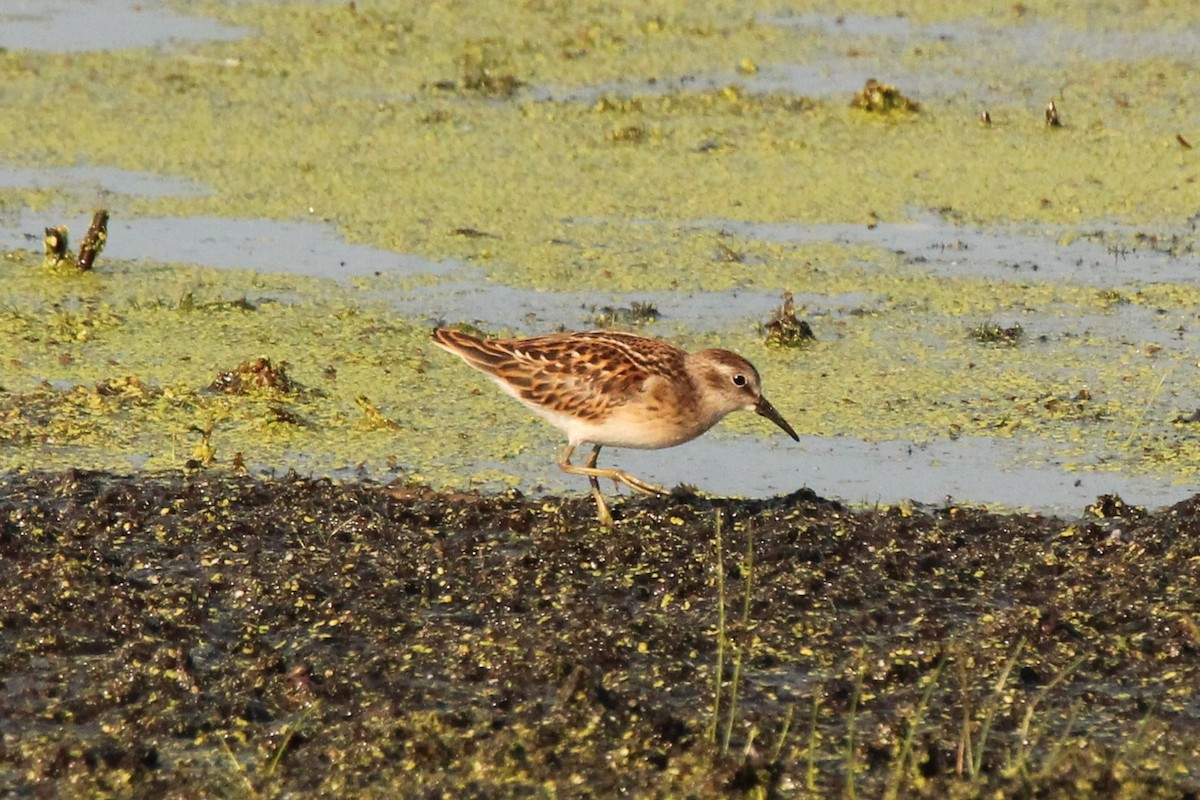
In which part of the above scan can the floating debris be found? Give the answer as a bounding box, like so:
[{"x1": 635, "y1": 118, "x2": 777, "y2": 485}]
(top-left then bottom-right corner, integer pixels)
[
  {"x1": 449, "y1": 227, "x2": 495, "y2": 239},
  {"x1": 209, "y1": 357, "x2": 297, "y2": 395},
  {"x1": 591, "y1": 95, "x2": 645, "y2": 114},
  {"x1": 763, "y1": 291, "x2": 815, "y2": 348},
  {"x1": 93, "y1": 375, "x2": 152, "y2": 398},
  {"x1": 736, "y1": 58, "x2": 758, "y2": 76},
  {"x1": 266, "y1": 403, "x2": 305, "y2": 426},
  {"x1": 43, "y1": 209, "x2": 109, "y2": 271},
  {"x1": 714, "y1": 241, "x2": 744, "y2": 263},
  {"x1": 445, "y1": 39, "x2": 524, "y2": 97},
  {"x1": 968, "y1": 321, "x2": 1025, "y2": 345},
  {"x1": 42, "y1": 226, "x2": 70, "y2": 267},
  {"x1": 586, "y1": 301, "x2": 660, "y2": 328},
  {"x1": 1173, "y1": 408, "x2": 1200, "y2": 424},
  {"x1": 77, "y1": 210, "x2": 109, "y2": 270},
  {"x1": 607, "y1": 124, "x2": 648, "y2": 144},
  {"x1": 177, "y1": 292, "x2": 257, "y2": 312},
  {"x1": 187, "y1": 419, "x2": 216, "y2": 467},
  {"x1": 1045, "y1": 100, "x2": 1063, "y2": 127},
  {"x1": 851, "y1": 79, "x2": 919, "y2": 114},
  {"x1": 1085, "y1": 493, "x2": 1144, "y2": 520}
]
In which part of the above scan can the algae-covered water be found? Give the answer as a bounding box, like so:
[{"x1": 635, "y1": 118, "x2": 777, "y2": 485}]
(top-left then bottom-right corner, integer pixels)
[
  {"x1": 3, "y1": 2, "x2": 1200, "y2": 797},
  {"x1": 2, "y1": 0, "x2": 1199, "y2": 512}
]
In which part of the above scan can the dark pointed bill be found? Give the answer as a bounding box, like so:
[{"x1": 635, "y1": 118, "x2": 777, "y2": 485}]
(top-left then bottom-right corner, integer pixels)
[{"x1": 755, "y1": 395, "x2": 799, "y2": 441}]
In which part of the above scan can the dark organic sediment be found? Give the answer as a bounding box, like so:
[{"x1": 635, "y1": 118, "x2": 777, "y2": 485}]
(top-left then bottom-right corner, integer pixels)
[{"x1": 1, "y1": 470, "x2": 1197, "y2": 798}]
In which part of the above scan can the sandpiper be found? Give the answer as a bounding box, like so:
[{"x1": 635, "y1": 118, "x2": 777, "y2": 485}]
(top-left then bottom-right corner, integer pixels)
[{"x1": 432, "y1": 327, "x2": 799, "y2": 526}]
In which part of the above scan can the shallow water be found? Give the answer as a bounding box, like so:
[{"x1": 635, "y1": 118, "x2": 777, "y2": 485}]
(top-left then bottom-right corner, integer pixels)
[
  {"x1": 448, "y1": 432, "x2": 1197, "y2": 516},
  {"x1": 534, "y1": 10, "x2": 1200, "y2": 105},
  {"x1": 0, "y1": 0, "x2": 248, "y2": 51}
]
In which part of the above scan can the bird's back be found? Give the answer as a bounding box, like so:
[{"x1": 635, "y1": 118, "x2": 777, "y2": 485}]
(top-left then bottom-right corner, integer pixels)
[{"x1": 432, "y1": 328, "x2": 687, "y2": 427}]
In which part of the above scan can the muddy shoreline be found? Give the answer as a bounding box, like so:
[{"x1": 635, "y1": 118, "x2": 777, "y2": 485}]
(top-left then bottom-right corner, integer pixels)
[{"x1": 2, "y1": 470, "x2": 1197, "y2": 797}]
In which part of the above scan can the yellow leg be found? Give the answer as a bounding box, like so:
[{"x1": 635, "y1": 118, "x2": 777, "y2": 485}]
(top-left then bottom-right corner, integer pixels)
[
  {"x1": 584, "y1": 445, "x2": 612, "y2": 528},
  {"x1": 559, "y1": 443, "x2": 668, "y2": 526}
]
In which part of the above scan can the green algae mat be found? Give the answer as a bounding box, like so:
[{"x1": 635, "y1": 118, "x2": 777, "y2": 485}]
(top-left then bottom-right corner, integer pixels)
[{"x1": 3, "y1": 0, "x2": 1200, "y2": 491}]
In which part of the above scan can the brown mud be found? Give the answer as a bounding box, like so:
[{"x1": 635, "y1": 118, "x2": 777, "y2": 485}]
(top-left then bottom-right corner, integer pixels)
[{"x1": 2, "y1": 470, "x2": 1198, "y2": 798}]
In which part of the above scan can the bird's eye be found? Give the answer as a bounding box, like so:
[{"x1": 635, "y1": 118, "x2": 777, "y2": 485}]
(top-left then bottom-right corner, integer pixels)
[{"x1": 732, "y1": 374, "x2": 747, "y2": 387}]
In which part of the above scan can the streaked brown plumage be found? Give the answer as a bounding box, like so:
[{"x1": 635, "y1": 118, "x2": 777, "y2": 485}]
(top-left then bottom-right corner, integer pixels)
[{"x1": 432, "y1": 327, "x2": 798, "y2": 526}]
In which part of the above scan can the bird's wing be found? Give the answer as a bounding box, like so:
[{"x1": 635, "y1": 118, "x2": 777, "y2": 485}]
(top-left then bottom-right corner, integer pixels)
[{"x1": 434, "y1": 329, "x2": 681, "y2": 420}]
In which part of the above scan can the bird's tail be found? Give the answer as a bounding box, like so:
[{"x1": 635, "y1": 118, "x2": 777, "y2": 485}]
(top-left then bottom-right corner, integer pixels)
[{"x1": 431, "y1": 327, "x2": 511, "y2": 371}]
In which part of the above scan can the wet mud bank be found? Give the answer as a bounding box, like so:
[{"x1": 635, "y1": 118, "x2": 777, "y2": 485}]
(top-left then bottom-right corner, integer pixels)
[{"x1": 1, "y1": 470, "x2": 1198, "y2": 798}]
